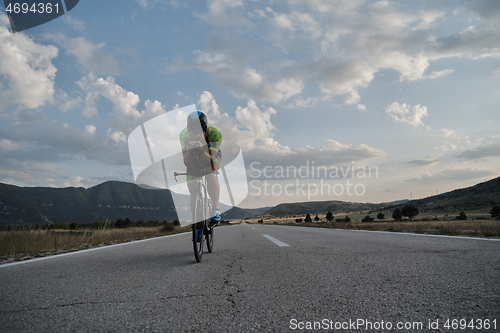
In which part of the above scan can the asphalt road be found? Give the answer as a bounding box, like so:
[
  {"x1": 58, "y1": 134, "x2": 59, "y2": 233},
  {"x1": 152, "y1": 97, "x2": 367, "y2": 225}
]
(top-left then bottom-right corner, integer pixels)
[{"x1": 1, "y1": 223, "x2": 499, "y2": 332}]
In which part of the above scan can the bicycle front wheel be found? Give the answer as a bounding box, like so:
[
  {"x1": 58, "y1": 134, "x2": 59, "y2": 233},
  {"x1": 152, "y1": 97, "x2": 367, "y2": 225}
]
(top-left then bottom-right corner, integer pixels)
[{"x1": 192, "y1": 193, "x2": 204, "y2": 262}]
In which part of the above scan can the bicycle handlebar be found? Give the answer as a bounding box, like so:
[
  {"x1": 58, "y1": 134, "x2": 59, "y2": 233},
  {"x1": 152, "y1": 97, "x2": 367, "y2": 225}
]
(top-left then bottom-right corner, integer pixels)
[
  {"x1": 173, "y1": 171, "x2": 205, "y2": 182},
  {"x1": 173, "y1": 172, "x2": 187, "y2": 182}
]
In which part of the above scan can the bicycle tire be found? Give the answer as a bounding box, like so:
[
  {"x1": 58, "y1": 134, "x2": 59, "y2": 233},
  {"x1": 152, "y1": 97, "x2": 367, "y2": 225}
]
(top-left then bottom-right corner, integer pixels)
[
  {"x1": 205, "y1": 198, "x2": 214, "y2": 253},
  {"x1": 192, "y1": 193, "x2": 204, "y2": 262}
]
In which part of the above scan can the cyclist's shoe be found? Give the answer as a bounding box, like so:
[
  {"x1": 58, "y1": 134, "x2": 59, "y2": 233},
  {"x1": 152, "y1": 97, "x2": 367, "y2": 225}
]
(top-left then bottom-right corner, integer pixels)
[
  {"x1": 191, "y1": 228, "x2": 202, "y2": 242},
  {"x1": 211, "y1": 209, "x2": 221, "y2": 224}
]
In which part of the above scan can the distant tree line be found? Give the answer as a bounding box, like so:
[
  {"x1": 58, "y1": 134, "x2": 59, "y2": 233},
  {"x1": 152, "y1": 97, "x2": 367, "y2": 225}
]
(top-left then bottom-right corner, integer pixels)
[
  {"x1": 491, "y1": 205, "x2": 500, "y2": 220},
  {"x1": 0, "y1": 218, "x2": 180, "y2": 231},
  {"x1": 280, "y1": 204, "x2": 500, "y2": 225}
]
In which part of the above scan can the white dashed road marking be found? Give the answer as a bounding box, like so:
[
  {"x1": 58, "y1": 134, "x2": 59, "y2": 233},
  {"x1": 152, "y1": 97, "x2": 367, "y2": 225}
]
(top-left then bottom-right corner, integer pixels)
[{"x1": 263, "y1": 234, "x2": 289, "y2": 247}]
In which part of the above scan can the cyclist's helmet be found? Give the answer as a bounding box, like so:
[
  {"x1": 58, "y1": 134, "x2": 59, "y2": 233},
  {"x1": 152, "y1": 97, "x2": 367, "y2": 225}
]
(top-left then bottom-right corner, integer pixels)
[{"x1": 187, "y1": 111, "x2": 208, "y2": 133}]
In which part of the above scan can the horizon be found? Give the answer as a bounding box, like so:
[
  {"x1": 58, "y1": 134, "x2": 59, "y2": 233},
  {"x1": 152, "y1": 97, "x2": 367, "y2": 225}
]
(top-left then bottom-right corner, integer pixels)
[
  {"x1": 1, "y1": 1, "x2": 499, "y2": 209},
  {"x1": 2, "y1": 176, "x2": 498, "y2": 210}
]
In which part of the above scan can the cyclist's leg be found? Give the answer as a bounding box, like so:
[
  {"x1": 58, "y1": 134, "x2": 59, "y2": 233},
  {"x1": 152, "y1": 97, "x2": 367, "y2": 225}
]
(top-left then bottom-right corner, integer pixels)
[
  {"x1": 188, "y1": 177, "x2": 203, "y2": 234},
  {"x1": 187, "y1": 180, "x2": 198, "y2": 213},
  {"x1": 206, "y1": 173, "x2": 219, "y2": 211},
  {"x1": 207, "y1": 152, "x2": 220, "y2": 211}
]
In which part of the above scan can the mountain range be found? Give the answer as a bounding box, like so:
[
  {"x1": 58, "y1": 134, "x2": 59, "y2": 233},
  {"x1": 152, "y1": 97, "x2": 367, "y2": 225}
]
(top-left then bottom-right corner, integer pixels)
[
  {"x1": 0, "y1": 176, "x2": 498, "y2": 226},
  {"x1": 0, "y1": 181, "x2": 179, "y2": 226}
]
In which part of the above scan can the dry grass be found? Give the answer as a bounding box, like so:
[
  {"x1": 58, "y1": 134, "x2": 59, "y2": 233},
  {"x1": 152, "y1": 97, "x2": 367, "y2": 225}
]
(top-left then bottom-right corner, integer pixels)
[
  {"x1": 331, "y1": 220, "x2": 500, "y2": 237},
  {"x1": 248, "y1": 218, "x2": 500, "y2": 238},
  {"x1": 0, "y1": 226, "x2": 191, "y2": 264}
]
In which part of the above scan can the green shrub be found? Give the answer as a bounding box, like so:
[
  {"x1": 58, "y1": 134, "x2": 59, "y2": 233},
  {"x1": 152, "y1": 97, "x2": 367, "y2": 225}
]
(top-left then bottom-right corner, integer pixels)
[
  {"x1": 160, "y1": 222, "x2": 175, "y2": 232},
  {"x1": 362, "y1": 215, "x2": 375, "y2": 222}
]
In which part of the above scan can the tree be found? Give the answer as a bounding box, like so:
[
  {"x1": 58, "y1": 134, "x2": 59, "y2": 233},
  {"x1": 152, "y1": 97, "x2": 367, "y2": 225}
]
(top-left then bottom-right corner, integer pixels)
[
  {"x1": 314, "y1": 214, "x2": 320, "y2": 222},
  {"x1": 401, "y1": 205, "x2": 419, "y2": 220},
  {"x1": 344, "y1": 215, "x2": 351, "y2": 222},
  {"x1": 377, "y1": 212, "x2": 385, "y2": 220},
  {"x1": 362, "y1": 215, "x2": 375, "y2": 222},
  {"x1": 456, "y1": 211, "x2": 467, "y2": 220},
  {"x1": 392, "y1": 208, "x2": 402, "y2": 221},
  {"x1": 304, "y1": 214, "x2": 312, "y2": 223},
  {"x1": 490, "y1": 205, "x2": 500, "y2": 219},
  {"x1": 326, "y1": 211, "x2": 334, "y2": 222}
]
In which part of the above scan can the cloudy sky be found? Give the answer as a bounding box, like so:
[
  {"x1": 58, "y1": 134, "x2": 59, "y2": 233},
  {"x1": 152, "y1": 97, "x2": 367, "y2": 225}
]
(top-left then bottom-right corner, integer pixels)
[{"x1": 0, "y1": 0, "x2": 499, "y2": 208}]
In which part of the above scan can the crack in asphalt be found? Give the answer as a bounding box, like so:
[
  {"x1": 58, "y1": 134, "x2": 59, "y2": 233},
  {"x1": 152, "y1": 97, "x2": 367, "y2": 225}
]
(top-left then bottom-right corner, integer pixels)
[
  {"x1": 0, "y1": 293, "x2": 229, "y2": 315},
  {"x1": 223, "y1": 229, "x2": 247, "y2": 310},
  {"x1": 224, "y1": 256, "x2": 245, "y2": 308}
]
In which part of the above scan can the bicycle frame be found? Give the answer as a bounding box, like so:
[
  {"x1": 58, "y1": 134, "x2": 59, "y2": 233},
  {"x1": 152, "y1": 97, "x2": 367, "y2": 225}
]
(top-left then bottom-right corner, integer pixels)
[{"x1": 174, "y1": 169, "x2": 214, "y2": 262}]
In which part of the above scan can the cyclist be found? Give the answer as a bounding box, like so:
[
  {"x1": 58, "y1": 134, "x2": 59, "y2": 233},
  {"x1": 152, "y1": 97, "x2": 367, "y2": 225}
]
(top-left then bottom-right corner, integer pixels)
[{"x1": 180, "y1": 111, "x2": 222, "y2": 238}]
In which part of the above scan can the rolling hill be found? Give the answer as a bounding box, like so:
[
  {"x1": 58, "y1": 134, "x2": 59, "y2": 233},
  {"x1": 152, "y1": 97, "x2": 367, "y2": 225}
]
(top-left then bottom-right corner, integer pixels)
[
  {"x1": 259, "y1": 176, "x2": 500, "y2": 218},
  {"x1": 386, "y1": 176, "x2": 500, "y2": 213},
  {"x1": 260, "y1": 200, "x2": 385, "y2": 218}
]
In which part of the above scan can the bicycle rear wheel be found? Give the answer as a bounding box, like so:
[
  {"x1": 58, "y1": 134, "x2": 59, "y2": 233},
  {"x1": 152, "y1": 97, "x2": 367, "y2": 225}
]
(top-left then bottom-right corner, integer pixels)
[
  {"x1": 192, "y1": 193, "x2": 204, "y2": 262},
  {"x1": 205, "y1": 198, "x2": 214, "y2": 253}
]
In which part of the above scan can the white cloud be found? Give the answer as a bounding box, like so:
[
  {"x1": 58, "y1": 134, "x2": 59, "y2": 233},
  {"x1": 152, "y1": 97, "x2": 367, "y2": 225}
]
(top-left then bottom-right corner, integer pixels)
[
  {"x1": 494, "y1": 68, "x2": 500, "y2": 77},
  {"x1": 436, "y1": 143, "x2": 459, "y2": 152},
  {"x1": 135, "y1": 0, "x2": 182, "y2": 10},
  {"x1": 267, "y1": 9, "x2": 322, "y2": 39},
  {"x1": 0, "y1": 158, "x2": 108, "y2": 188},
  {"x1": 407, "y1": 156, "x2": 440, "y2": 166},
  {"x1": 438, "y1": 129, "x2": 455, "y2": 138},
  {"x1": 0, "y1": 13, "x2": 58, "y2": 112},
  {"x1": 490, "y1": 133, "x2": 500, "y2": 140},
  {"x1": 76, "y1": 74, "x2": 166, "y2": 133},
  {"x1": 0, "y1": 160, "x2": 60, "y2": 186},
  {"x1": 198, "y1": 91, "x2": 279, "y2": 151},
  {"x1": 107, "y1": 128, "x2": 126, "y2": 143},
  {"x1": 57, "y1": 90, "x2": 83, "y2": 112},
  {"x1": 85, "y1": 125, "x2": 96, "y2": 135},
  {"x1": 60, "y1": 36, "x2": 121, "y2": 75},
  {"x1": 0, "y1": 138, "x2": 20, "y2": 152},
  {"x1": 426, "y1": 69, "x2": 454, "y2": 79},
  {"x1": 405, "y1": 167, "x2": 498, "y2": 184},
  {"x1": 187, "y1": 0, "x2": 499, "y2": 108},
  {"x1": 455, "y1": 142, "x2": 500, "y2": 160},
  {"x1": 63, "y1": 176, "x2": 86, "y2": 188},
  {"x1": 286, "y1": 97, "x2": 317, "y2": 109},
  {"x1": 195, "y1": 0, "x2": 252, "y2": 27},
  {"x1": 173, "y1": 51, "x2": 304, "y2": 103},
  {"x1": 62, "y1": 15, "x2": 86, "y2": 31},
  {"x1": 197, "y1": 91, "x2": 385, "y2": 169},
  {"x1": 77, "y1": 74, "x2": 139, "y2": 118},
  {"x1": 135, "y1": 0, "x2": 149, "y2": 8},
  {"x1": 284, "y1": 0, "x2": 365, "y2": 16},
  {"x1": 385, "y1": 102, "x2": 428, "y2": 127},
  {"x1": 300, "y1": 59, "x2": 374, "y2": 104},
  {"x1": 0, "y1": 117, "x2": 125, "y2": 167},
  {"x1": 274, "y1": 78, "x2": 304, "y2": 100}
]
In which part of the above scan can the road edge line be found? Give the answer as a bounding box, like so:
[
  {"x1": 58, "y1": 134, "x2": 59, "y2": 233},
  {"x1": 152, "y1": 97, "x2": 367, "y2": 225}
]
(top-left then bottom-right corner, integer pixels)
[{"x1": 0, "y1": 232, "x2": 191, "y2": 268}]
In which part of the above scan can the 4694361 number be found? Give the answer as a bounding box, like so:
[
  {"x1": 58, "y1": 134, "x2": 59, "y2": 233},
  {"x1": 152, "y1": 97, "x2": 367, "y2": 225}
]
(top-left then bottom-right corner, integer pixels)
[
  {"x1": 5, "y1": 2, "x2": 59, "y2": 14},
  {"x1": 444, "y1": 319, "x2": 497, "y2": 330}
]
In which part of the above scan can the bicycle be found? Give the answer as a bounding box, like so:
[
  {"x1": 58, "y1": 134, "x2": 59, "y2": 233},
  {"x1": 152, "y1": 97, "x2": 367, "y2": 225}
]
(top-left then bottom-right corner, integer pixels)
[{"x1": 174, "y1": 167, "x2": 215, "y2": 263}]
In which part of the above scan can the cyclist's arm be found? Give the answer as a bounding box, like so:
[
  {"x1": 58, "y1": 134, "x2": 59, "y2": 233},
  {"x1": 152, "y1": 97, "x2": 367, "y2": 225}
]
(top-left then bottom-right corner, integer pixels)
[
  {"x1": 182, "y1": 141, "x2": 200, "y2": 165},
  {"x1": 182, "y1": 142, "x2": 214, "y2": 169},
  {"x1": 190, "y1": 143, "x2": 217, "y2": 164}
]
